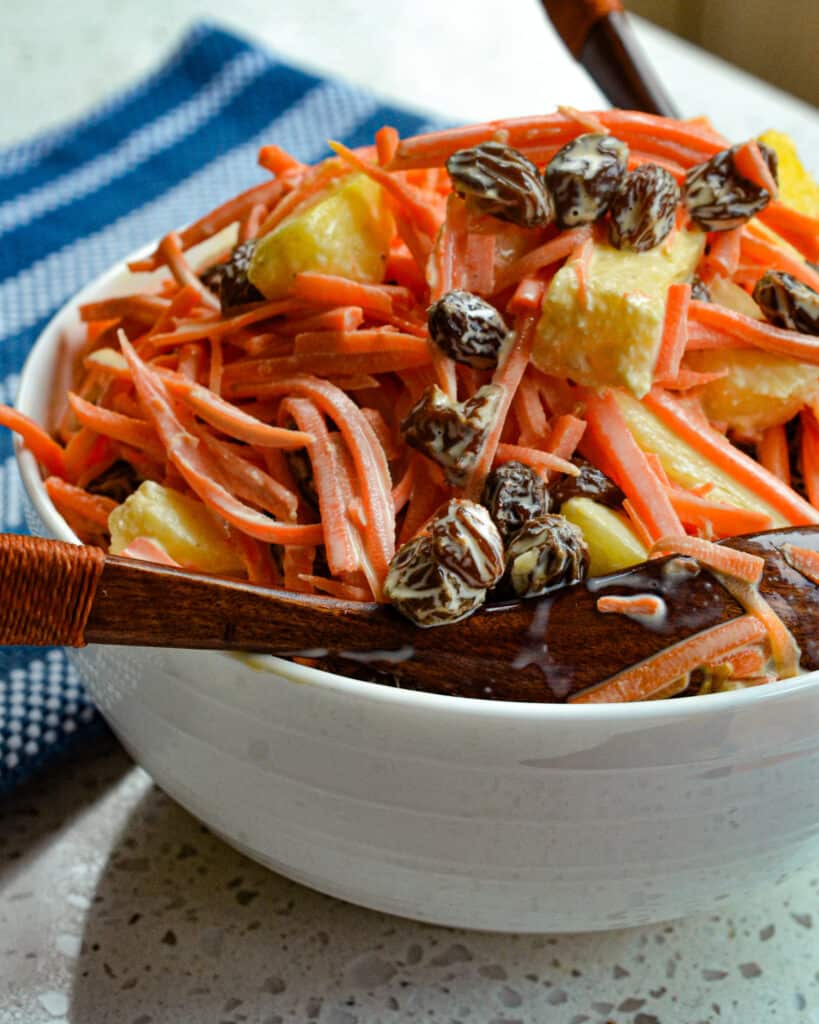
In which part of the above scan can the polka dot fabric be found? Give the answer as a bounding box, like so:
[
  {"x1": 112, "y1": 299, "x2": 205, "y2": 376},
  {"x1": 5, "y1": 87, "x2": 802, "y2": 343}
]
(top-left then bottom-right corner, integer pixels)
[{"x1": 0, "y1": 22, "x2": 436, "y2": 794}]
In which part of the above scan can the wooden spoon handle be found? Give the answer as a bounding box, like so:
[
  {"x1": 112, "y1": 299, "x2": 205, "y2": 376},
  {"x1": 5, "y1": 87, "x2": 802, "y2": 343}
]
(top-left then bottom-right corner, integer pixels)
[
  {"x1": 0, "y1": 535, "x2": 105, "y2": 646},
  {"x1": 541, "y1": 0, "x2": 679, "y2": 117}
]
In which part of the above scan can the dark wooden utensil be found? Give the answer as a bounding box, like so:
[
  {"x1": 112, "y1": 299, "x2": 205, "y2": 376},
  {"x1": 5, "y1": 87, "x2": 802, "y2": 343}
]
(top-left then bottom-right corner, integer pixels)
[
  {"x1": 1, "y1": 529, "x2": 817, "y2": 702},
  {"x1": 540, "y1": 0, "x2": 679, "y2": 117}
]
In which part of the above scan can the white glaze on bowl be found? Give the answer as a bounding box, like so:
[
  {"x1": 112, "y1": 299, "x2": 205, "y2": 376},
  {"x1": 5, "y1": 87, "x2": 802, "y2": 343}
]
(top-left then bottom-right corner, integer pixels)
[{"x1": 15, "y1": 247, "x2": 819, "y2": 931}]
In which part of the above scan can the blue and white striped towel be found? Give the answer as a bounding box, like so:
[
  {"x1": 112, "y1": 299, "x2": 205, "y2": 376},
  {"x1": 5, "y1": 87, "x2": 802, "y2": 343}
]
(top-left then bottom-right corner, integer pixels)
[{"x1": 0, "y1": 22, "x2": 437, "y2": 795}]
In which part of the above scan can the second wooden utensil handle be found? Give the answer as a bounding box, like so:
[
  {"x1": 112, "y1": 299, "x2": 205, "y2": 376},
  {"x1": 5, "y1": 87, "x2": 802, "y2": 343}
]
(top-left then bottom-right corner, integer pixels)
[
  {"x1": 0, "y1": 535, "x2": 105, "y2": 647},
  {"x1": 550, "y1": 0, "x2": 624, "y2": 57}
]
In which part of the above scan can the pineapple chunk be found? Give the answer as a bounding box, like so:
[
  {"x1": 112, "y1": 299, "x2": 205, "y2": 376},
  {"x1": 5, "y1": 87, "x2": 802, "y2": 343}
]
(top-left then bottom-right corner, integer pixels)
[
  {"x1": 533, "y1": 228, "x2": 705, "y2": 397},
  {"x1": 561, "y1": 496, "x2": 647, "y2": 576},
  {"x1": 248, "y1": 173, "x2": 394, "y2": 299},
  {"x1": 615, "y1": 392, "x2": 788, "y2": 526},
  {"x1": 109, "y1": 481, "x2": 243, "y2": 575},
  {"x1": 758, "y1": 130, "x2": 819, "y2": 217},
  {"x1": 684, "y1": 348, "x2": 818, "y2": 435}
]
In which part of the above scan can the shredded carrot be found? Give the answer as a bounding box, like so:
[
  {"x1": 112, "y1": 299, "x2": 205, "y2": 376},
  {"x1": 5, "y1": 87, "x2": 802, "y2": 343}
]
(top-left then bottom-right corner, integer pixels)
[
  {"x1": 715, "y1": 571, "x2": 800, "y2": 678},
  {"x1": 758, "y1": 424, "x2": 791, "y2": 486},
  {"x1": 733, "y1": 140, "x2": 778, "y2": 196},
  {"x1": 493, "y1": 227, "x2": 592, "y2": 293},
  {"x1": 375, "y1": 125, "x2": 400, "y2": 168},
  {"x1": 0, "y1": 406, "x2": 67, "y2": 477},
  {"x1": 119, "y1": 536, "x2": 181, "y2": 567},
  {"x1": 650, "y1": 534, "x2": 764, "y2": 584},
  {"x1": 653, "y1": 283, "x2": 691, "y2": 382},
  {"x1": 584, "y1": 390, "x2": 684, "y2": 541},
  {"x1": 596, "y1": 593, "x2": 665, "y2": 619},
  {"x1": 44, "y1": 476, "x2": 116, "y2": 529},
  {"x1": 782, "y1": 543, "x2": 819, "y2": 585},
  {"x1": 291, "y1": 272, "x2": 395, "y2": 314},
  {"x1": 717, "y1": 645, "x2": 768, "y2": 680},
  {"x1": 494, "y1": 443, "x2": 580, "y2": 477},
  {"x1": 665, "y1": 488, "x2": 773, "y2": 538},
  {"x1": 688, "y1": 298, "x2": 819, "y2": 364},
  {"x1": 571, "y1": 615, "x2": 767, "y2": 704}
]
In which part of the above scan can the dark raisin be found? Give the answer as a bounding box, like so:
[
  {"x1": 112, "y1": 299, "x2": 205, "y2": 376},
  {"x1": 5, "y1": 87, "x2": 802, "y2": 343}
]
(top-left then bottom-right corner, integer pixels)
[
  {"x1": 201, "y1": 240, "x2": 264, "y2": 311},
  {"x1": 428, "y1": 290, "x2": 509, "y2": 369},
  {"x1": 683, "y1": 142, "x2": 777, "y2": 232},
  {"x1": 550, "y1": 459, "x2": 624, "y2": 509},
  {"x1": 609, "y1": 164, "x2": 679, "y2": 252},
  {"x1": 753, "y1": 270, "x2": 819, "y2": 336},
  {"x1": 481, "y1": 461, "x2": 550, "y2": 543},
  {"x1": 690, "y1": 275, "x2": 711, "y2": 302},
  {"x1": 429, "y1": 499, "x2": 504, "y2": 588},
  {"x1": 504, "y1": 514, "x2": 589, "y2": 598},
  {"x1": 446, "y1": 142, "x2": 554, "y2": 228},
  {"x1": 545, "y1": 132, "x2": 629, "y2": 227},
  {"x1": 85, "y1": 460, "x2": 142, "y2": 505},
  {"x1": 383, "y1": 534, "x2": 486, "y2": 627},
  {"x1": 401, "y1": 384, "x2": 502, "y2": 487}
]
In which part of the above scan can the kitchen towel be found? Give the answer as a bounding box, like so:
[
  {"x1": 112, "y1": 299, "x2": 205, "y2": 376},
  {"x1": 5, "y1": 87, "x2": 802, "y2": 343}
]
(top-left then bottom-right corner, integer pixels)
[{"x1": 0, "y1": 21, "x2": 436, "y2": 795}]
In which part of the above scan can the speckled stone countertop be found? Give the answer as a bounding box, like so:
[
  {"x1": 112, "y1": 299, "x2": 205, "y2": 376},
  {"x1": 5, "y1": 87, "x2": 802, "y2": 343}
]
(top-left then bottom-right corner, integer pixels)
[{"x1": 3, "y1": 3, "x2": 819, "y2": 1022}]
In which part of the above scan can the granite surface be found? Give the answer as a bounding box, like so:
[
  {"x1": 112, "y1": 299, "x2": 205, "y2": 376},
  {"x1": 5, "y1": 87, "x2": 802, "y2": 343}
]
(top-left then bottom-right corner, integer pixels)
[{"x1": 3, "y1": 3, "x2": 819, "y2": 1021}]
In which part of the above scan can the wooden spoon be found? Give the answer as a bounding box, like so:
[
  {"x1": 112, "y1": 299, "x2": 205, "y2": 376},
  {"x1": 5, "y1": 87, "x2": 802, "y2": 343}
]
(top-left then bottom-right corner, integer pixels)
[
  {"x1": 540, "y1": 0, "x2": 679, "y2": 117},
  {"x1": 1, "y1": 528, "x2": 817, "y2": 702}
]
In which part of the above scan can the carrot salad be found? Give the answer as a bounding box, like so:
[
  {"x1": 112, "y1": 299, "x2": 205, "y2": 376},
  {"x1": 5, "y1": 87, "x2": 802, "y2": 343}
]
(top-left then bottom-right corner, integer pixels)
[{"x1": 4, "y1": 109, "x2": 819, "y2": 701}]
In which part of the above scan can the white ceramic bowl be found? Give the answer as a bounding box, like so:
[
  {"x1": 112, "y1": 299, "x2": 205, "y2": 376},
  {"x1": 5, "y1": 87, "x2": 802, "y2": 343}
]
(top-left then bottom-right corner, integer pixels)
[{"x1": 15, "y1": 249, "x2": 819, "y2": 932}]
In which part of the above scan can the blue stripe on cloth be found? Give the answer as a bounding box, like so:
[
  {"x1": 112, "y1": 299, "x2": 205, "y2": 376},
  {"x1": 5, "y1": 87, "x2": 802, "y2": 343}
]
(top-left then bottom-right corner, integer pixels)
[
  {"x1": 0, "y1": 22, "x2": 445, "y2": 793},
  {"x1": 0, "y1": 60, "x2": 322, "y2": 281},
  {"x1": 0, "y1": 25, "x2": 247, "y2": 200}
]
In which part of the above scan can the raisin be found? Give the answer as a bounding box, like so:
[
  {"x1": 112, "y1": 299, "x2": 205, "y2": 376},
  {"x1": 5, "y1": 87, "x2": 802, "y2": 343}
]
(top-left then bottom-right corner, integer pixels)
[
  {"x1": 481, "y1": 461, "x2": 550, "y2": 543},
  {"x1": 683, "y1": 143, "x2": 778, "y2": 232},
  {"x1": 504, "y1": 514, "x2": 589, "y2": 598},
  {"x1": 383, "y1": 534, "x2": 486, "y2": 627},
  {"x1": 545, "y1": 132, "x2": 629, "y2": 227},
  {"x1": 429, "y1": 499, "x2": 505, "y2": 588},
  {"x1": 753, "y1": 271, "x2": 819, "y2": 336},
  {"x1": 401, "y1": 384, "x2": 502, "y2": 487},
  {"x1": 550, "y1": 459, "x2": 624, "y2": 509},
  {"x1": 609, "y1": 164, "x2": 679, "y2": 252},
  {"x1": 428, "y1": 290, "x2": 509, "y2": 369},
  {"x1": 446, "y1": 142, "x2": 554, "y2": 228},
  {"x1": 201, "y1": 240, "x2": 264, "y2": 311}
]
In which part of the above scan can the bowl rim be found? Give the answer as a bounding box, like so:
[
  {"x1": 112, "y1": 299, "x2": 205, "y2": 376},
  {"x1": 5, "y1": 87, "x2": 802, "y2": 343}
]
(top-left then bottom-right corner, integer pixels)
[{"x1": 15, "y1": 241, "x2": 819, "y2": 723}]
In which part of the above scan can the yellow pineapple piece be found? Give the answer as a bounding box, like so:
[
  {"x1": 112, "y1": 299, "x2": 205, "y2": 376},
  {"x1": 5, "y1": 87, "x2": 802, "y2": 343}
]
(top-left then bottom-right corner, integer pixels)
[
  {"x1": 684, "y1": 348, "x2": 818, "y2": 435},
  {"x1": 615, "y1": 392, "x2": 788, "y2": 526},
  {"x1": 533, "y1": 228, "x2": 705, "y2": 398},
  {"x1": 560, "y1": 496, "x2": 647, "y2": 576},
  {"x1": 248, "y1": 173, "x2": 394, "y2": 299},
  {"x1": 108, "y1": 480, "x2": 243, "y2": 575},
  {"x1": 759, "y1": 129, "x2": 819, "y2": 217}
]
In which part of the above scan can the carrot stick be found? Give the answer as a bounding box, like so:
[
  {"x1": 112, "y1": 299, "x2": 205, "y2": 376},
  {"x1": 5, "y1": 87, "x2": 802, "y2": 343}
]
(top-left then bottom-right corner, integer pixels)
[
  {"x1": 596, "y1": 593, "x2": 665, "y2": 618},
  {"x1": 67, "y1": 393, "x2": 164, "y2": 461},
  {"x1": 156, "y1": 232, "x2": 220, "y2": 311},
  {"x1": 688, "y1": 298, "x2": 819, "y2": 364},
  {"x1": 800, "y1": 409, "x2": 819, "y2": 507},
  {"x1": 298, "y1": 575, "x2": 370, "y2": 601},
  {"x1": 650, "y1": 534, "x2": 764, "y2": 583},
  {"x1": 493, "y1": 227, "x2": 591, "y2": 293},
  {"x1": 782, "y1": 543, "x2": 819, "y2": 585},
  {"x1": 584, "y1": 390, "x2": 684, "y2": 541},
  {"x1": 758, "y1": 424, "x2": 791, "y2": 486},
  {"x1": 643, "y1": 387, "x2": 819, "y2": 525},
  {"x1": 44, "y1": 476, "x2": 117, "y2": 529},
  {"x1": 463, "y1": 231, "x2": 496, "y2": 295},
  {"x1": 80, "y1": 295, "x2": 170, "y2": 325},
  {"x1": 653, "y1": 282, "x2": 691, "y2": 383},
  {"x1": 329, "y1": 139, "x2": 441, "y2": 239},
  {"x1": 513, "y1": 374, "x2": 549, "y2": 445},
  {"x1": 0, "y1": 406, "x2": 67, "y2": 477},
  {"x1": 665, "y1": 488, "x2": 773, "y2": 538},
  {"x1": 280, "y1": 396, "x2": 360, "y2": 576},
  {"x1": 391, "y1": 459, "x2": 415, "y2": 514},
  {"x1": 702, "y1": 227, "x2": 742, "y2": 280},
  {"x1": 740, "y1": 226, "x2": 819, "y2": 292},
  {"x1": 757, "y1": 201, "x2": 819, "y2": 262},
  {"x1": 495, "y1": 443, "x2": 580, "y2": 477},
  {"x1": 571, "y1": 615, "x2": 767, "y2": 704},
  {"x1": 463, "y1": 310, "x2": 540, "y2": 500},
  {"x1": 375, "y1": 125, "x2": 400, "y2": 168},
  {"x1": 732, "y1": 140, "x2": 778, "y2": 196},
  {"x1": 291, "y1": 272, "x2": 395, "y2": 315},
  {"x1": 119, "y1": 536, "x2": 182, "y2": 567},
  {"x1": 715, "y1": 572, "x2": 800, "y2": 678},
  {"x1": 257, "y1": 144, "x2": 304, "y2": 176},
  {"x1": 507, "y1": 275, "x2": 547, "y2": 314},
  {"x1": 164, "y1": 375, "x2": 313, "y2": 449},
  {"x1": 718, "y1": 645, "x2": 768, "y2": 680}
]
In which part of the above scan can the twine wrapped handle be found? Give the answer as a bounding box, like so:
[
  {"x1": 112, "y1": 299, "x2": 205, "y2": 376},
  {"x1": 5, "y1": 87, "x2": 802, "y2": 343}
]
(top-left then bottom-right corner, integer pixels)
[{"x1": 0, "y1": 535, "x2": 105, "y2": 647}]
